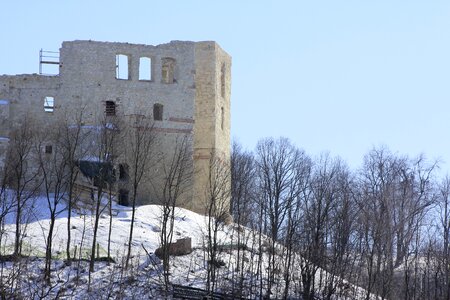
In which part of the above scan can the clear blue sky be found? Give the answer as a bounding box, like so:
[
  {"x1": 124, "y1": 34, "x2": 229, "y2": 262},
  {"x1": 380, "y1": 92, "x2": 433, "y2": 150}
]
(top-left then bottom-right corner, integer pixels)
[{"x1": 2, "y1": 1, "x2": 450, "y2": 173}]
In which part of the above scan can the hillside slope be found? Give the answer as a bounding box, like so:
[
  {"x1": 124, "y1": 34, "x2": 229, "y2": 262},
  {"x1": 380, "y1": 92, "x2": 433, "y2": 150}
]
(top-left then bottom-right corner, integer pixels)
[{"x1": 0, "y1": 195, "x2": 372, "y2": 299}]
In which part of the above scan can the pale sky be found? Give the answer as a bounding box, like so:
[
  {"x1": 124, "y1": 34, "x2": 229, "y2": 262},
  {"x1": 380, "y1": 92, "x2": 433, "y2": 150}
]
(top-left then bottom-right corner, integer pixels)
[{"x1": 1, "y1": 1, "x2": 450, "y2": 173}]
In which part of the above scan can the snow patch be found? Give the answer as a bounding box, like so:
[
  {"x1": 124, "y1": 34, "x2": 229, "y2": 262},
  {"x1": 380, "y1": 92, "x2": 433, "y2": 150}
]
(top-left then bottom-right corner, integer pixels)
[{"x1": 0, "y1": 193, "x2": 372, "y2": 299}]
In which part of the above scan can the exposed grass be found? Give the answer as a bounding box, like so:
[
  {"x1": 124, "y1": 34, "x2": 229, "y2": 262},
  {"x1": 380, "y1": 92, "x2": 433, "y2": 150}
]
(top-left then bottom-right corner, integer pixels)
[{"x1": 0, "y1": 242, "x2": 46, "y2": 257}]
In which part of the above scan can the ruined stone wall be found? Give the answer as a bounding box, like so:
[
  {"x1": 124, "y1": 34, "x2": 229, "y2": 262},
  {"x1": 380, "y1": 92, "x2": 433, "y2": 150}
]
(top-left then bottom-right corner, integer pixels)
[
  {"x1": 0, "y1": 75, "x2": 60, "y2": 127},
  {"x1": 0, "y1": 40, "x2": 231, "y2": 215},
  {"x1": 57, "y1": 41, "x2": 199, "y2": 207},
  {"x1": 0, "y1": 75, "x2": 61, "y2": 172},
  {"x1": 59, "y1": 40, "x2": 197, "y2": 126}
]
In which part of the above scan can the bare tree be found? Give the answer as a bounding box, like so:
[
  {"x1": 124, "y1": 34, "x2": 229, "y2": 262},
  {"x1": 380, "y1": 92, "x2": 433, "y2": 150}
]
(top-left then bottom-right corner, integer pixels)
[
  {"x1": 317, "y1": 158, "x2": 357, "y2": 300},
  {"x1": 393, "y1": 155, "x2": 436, "y2": 268},
  {"x1": 355, "y1": 147, "x2": 438, "y2": 300},
  {"x1": 294, "y1": 154, "x2": 344, "y2": 300},
  {"x1": 0, "y1": 156, "x2": 14, "y2": 296},
  {"x1": 230, "y1": 140, "x2": 257, "y2": 296},
  {"x1": 436, "y1": 176, "x2": 450, "y2": 300},
  {"x1": 58, "y1": 108, "x2": 89, "y2": 262},
  {"x1": 88, "y1": 116, "x2": 120, "y2": 281},
  {"x1": 35, "y1": 123, "x2": 69, "y2": 284},
  {"x1": 357, "y1": 147, "x2": 399, "y2": 300},
  {"x1": 231, "y1": 141, "x2": 256, "y2": 227},
  {"x1": 158, "y1": 135, "x2": 192, "y2": 293},
  {"x1": 281, "y1": 151, "x2": 311, "y2": 299},
  {"x1": 393, "y1": 155, "x2": 436, "y2": 300},
  {"x1": 125, "y1": 114, "x2": 156, "y2": 268},
  {"x1": 255, "y1": 137, "x2": 304, "y2": 297},
  {"x1": 0, "y1": 155, "x2": 12, "y2": 246},
  {"x1": 102, "y1": 118, "x2": 123, "y2": 263},
  {"x1": 205, "y1": 151, "x2": 231, "y2": 294},
  {"x1": 5, "y1": 117, "x2": 41, "y2": 256}
]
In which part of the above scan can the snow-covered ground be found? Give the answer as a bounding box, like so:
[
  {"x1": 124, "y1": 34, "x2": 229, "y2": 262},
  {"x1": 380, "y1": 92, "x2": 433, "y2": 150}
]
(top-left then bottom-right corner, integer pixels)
[{"x1": 0, "y1": 195, "x2": 373, "y2": 299}]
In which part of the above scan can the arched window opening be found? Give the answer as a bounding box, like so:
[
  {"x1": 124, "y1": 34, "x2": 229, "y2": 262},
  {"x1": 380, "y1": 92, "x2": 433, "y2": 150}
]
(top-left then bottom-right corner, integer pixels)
[{"x1": 161, "y1": 57, "x2": 176, "y2": 84}]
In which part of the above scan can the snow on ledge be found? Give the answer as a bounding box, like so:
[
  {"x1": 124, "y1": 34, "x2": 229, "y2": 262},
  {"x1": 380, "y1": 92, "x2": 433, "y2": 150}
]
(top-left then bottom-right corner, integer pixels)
[
  {"x1": 0, "y1": 99, "x2": 9, "y2": 105},
  {"x1": 0, "y1": 137, "x2": 10, "y2": 142}
]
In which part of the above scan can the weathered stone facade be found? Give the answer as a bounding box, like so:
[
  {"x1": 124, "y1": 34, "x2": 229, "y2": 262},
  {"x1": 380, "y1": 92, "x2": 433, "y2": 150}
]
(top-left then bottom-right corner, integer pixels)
[{"x1": 0, "y1": 40, "x2": 231, "y2": 214}]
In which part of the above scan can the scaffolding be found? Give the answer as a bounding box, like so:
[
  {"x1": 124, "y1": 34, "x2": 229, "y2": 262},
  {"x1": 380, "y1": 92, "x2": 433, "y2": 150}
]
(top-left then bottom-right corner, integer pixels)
[{"x1": 39, "y1": 49, "x2": 60, "y2": 75}]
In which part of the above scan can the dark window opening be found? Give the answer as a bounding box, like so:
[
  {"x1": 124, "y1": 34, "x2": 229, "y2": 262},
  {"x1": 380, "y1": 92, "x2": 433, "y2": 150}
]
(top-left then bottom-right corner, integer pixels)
[
  {"x1": 161, "y1": 57, "x2": 176, "y2": 84},
  {"x1": 45, "y1": 145, "x2": 53, "y2": 154},
  {"x1": 119, "y1": 163, "x2": 129, "y2": 180},
  {"x1": 153, "y1": 103, "x2": 163, "y2": 121},
  {"x1": 118, "y1": 189, "x2": 129, "y2": 206},
  {"x1": 105, "y1": 101, "x2": 116, "y2": 116},
  {"x1": 221, "y1": 107, "x2": 224, "y2": 130}
]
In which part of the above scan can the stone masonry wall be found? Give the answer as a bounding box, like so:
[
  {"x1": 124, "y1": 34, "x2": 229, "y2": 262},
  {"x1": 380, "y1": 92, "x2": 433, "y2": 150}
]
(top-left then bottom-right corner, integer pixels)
[
  {"x1": 0, "y1": 75, "x2": 60, "y2": 172},
  {"x1": 57, "y1": 41, "x2": 199, "y2": 208},
  {"x1": 0, "y1": 40, "x2": 231, "y2": 215},
  {"x1": 191, "y1": 42, "x2": 232, "y2": 214}
]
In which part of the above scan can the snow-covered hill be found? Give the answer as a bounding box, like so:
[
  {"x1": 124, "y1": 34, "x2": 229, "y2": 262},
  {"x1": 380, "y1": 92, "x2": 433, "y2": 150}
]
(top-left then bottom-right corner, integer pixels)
[{"x1": 0, "y1": 195, "x2": 373, "y2": 299}]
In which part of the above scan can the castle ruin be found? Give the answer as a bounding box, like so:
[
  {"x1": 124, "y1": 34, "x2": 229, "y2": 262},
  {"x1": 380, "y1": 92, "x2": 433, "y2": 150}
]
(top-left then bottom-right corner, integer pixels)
[{"x1": 0, "y1": 40, "x2": 231, "y2": 214}]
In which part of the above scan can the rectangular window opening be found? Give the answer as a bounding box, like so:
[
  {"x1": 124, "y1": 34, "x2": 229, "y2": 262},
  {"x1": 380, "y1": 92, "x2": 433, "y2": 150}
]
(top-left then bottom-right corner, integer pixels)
[
  {"x1": 105, "y1": 101, "x2": 116, "y2": 116},
  {"x1": 119, "y1": 163, "x2": 129, "y2": 180},
  {"x1": 153, "y1": 103, "x2": 163, "y2": 121},
  {"x1": 116, "y1": 54, "x2": 129, "y2": 80},
  {"x1": 44, "y1": 96, "x2": 54, "y2": 113},
  {"x1": 139, "y1": 57, "x2": 152, "y2": 81},
  {"x1": 45, "y1": 145, "x2": 53, "y2": 154}
]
